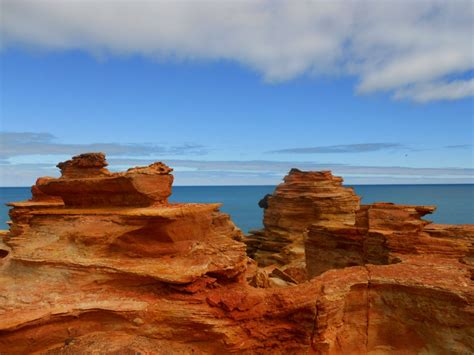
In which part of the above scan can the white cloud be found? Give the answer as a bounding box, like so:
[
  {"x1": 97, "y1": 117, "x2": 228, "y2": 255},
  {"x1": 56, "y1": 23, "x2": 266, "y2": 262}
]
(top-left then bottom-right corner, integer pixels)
[
  {"x1": 0, "y1": 132, "x2": 207, "y2": 158},
  {"x1": 394, "y1": 78, "x2": 474, "y2": 103},
  {"x1": 1, "y1": 0, "x2": 473, "y2": 101}
]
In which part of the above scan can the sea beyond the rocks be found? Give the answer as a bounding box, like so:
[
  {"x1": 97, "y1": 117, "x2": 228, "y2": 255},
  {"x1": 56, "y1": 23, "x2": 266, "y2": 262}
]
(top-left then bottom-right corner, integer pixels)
[{"x1": 0, "y1": 185, "x2": 473, "y2": 232}]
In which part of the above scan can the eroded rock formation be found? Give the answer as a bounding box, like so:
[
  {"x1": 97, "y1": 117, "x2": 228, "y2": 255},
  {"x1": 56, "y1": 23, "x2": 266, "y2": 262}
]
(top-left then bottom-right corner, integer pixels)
[
  {"x1": 246, "y1": 169, "x2": 360, "y2": 280},
  {"x1": 306, "y1": 203, "x2": 474, "y2": 278},
  {"x1": 247, "y1": 169, "x2": 473, "y2": 280},
  {"x1": 37, "y1": 153, "x2": 174, "y2": 207},
  {"x1": 0, "y1": 154, "x2": 473, "y2": 354}
]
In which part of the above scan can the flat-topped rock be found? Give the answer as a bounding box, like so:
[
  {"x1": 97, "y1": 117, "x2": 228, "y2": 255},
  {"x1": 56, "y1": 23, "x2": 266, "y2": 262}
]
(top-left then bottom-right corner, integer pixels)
[
  {"x1": 6, "y1": 202, "x2": 246, "y2": 283},
  {"x1": 8, "y1": 202, "x2": 222, "y2": 217},
  {"x1": 36, "y1": 152, "x2": 174, "y2": 207}
]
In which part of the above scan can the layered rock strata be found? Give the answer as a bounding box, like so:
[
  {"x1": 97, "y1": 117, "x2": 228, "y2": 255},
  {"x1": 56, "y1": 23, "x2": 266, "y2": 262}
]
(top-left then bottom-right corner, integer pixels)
[
  {"x1": 246, "y1": 169, "x2": 360, "y2": 279},
  {"x1": 305, "y1": 202, "x2": 474, "y2": 278},
  {"x1": 36, "y1": 152, "x2": 174, "y2": 207},
  {"x1": 4, "y1": 153, "x2": 246, "y2": 284},
  {"x1": 246, "y1": 169, "x2": 473, "y2": 281},
  {"x1": 0, "y1": 156, "x2": 473, "y2": 354}
]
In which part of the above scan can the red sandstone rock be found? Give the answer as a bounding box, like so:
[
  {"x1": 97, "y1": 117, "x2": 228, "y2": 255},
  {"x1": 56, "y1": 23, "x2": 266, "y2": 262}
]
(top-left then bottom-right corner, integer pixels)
[
  {"x1": 37, "y1": 153, "x2": 174, "y2": 207},
  {"x1": 311, "y1": 258, "x2": 473, "y2": 354},
  {"x1": 246, "y1": 169, "x2": 360, "y2": 279},
  {"x1": 246, "y1": 169, "x2": 473, "y2": 282},
  {"x1": 0, "y1": 159, "x2": 472, "y2": 354},
  {"x1": 305, "y1": 203, "x2": 474, "y2": 278},
  {"x1": 31, "y1": 178, "x2": 64, "y2": 203},
  {"x1": 57, "y1": 152, "x2": 110, "y2": 178}
]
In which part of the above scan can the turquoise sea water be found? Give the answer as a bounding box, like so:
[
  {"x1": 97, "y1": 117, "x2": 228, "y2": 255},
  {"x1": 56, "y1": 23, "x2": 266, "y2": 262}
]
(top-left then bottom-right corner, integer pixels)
[{"x1": 1, "y1": 185, "x2": 473, "y2": 232}]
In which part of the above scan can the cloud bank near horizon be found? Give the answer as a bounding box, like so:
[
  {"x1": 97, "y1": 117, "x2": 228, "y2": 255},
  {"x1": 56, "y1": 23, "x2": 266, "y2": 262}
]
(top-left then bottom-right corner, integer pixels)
[
  {"x1": 269, "y1": 143, "x2": 406, "y2": 154},
  {"x1": 0, "y1": 132, "x2": 207, "y2": 159},
  {"x1": 2, "y1": 158, "x2": 473, "y2": 186},
  {"x1": 1, "y1": 0, "x2": 473, "y2": 102},
  {"x1": 1, "y1": 131, "x2": 473, "y2": 186}
]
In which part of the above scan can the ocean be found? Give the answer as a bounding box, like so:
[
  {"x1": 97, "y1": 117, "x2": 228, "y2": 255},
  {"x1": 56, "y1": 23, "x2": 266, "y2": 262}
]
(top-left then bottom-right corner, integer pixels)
[{"x1": 0, "y1": 185, "x2": 473, "y2": 232}]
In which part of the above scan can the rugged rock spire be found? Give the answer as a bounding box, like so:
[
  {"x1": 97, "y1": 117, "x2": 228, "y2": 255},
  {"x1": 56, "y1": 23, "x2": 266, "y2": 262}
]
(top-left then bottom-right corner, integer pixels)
[{"x1": 246, "y1": 169, "x2": 360, "y2": 280}]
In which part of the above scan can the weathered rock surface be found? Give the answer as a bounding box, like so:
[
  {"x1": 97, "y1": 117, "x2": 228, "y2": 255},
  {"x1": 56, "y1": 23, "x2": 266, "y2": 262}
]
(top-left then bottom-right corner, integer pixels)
[
  {"x1": 246, "y1": 169, "x2": 360, "y2": 280},
  {"x1": 37, "y1": 153, "x2": 174, "y2": 207},
  {"x1": 311, "y1": 258, "x2": 473, "y2": 354},
  {"x1": 246, "y1": 169, "x2": 473, "y2": 281},
  {"x1": 306, "y1": 202, "x2": 474, "y2": 278},
  {"x1": 0, "y1": 156, "x2": 473, "y2": 354}
]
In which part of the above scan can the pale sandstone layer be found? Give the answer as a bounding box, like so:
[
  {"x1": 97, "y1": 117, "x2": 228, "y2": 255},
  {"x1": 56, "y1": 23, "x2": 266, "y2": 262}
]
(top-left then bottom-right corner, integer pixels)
[{"x1": 0, "y1": 154, "x2": 473, "y2": 354}]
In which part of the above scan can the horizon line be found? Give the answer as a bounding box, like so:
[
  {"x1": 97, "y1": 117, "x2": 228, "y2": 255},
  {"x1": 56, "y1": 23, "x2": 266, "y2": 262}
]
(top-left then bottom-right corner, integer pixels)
[{"x1": 1, "y1": 183, "x2": 473, "y2": 188}]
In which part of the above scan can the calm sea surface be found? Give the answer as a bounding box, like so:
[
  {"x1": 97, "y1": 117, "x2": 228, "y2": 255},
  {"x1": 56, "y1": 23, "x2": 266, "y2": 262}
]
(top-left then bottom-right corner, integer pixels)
[{"x1": 0, "y1": 185, "x2": 473, "y2": 232}]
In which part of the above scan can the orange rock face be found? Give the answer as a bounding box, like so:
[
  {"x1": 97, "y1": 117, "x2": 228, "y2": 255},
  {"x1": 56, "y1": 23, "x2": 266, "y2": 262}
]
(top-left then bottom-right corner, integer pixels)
[
  {"x1": 37, "y1": 153, "x2": 174, "y2": 207},
  {"x1": 305, "y1": 202, "x2": 474, "y2": 278},
  {"x1": 0, "y1": 156, "x2": 473, "y2": 354},
  {"x1": 246, "y1": 169, "x2": 360, "y2": 280}
]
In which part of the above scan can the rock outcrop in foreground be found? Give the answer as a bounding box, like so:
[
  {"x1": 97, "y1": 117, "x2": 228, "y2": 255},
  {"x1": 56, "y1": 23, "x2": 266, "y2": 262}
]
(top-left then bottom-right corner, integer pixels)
[{"x1": 0, "y1": 154, "x2": 473, "y2": 354}]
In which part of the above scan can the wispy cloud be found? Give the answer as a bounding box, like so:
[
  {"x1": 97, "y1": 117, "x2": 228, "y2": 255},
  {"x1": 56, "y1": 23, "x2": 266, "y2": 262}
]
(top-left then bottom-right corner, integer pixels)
[
  {"x1": 1, "y1": 0, "x2": 472, "y2": 102},
  {"x1": 2, "y1": 158, "x2": 473, "y2": 186},
  {"x1": 1, "y1": 132, "x2": 472, "y2": 186},
  {"x1": 94, "y1": 158, "x2": 474, "y2": 185},
  {"x1": 393, "y1": 78, "x2": 474, "y2": 103},
  {"x1": 122, "y1": 159, "x2": 474, "y2": 178},
  {"x1": 445, "y1": 144, "x2": 472, "y2": 149},
  {"x1": 0, "y1": 132, "x2": 207, "y2": 159},
  {"x1": 268, "y1": 143, "x2": 405, "y2": 154}
]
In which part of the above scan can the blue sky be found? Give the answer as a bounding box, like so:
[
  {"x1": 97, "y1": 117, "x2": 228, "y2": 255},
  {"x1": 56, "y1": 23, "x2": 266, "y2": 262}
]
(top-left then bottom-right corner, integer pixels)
[{"x1": 0, "y1": 1, "x2": 473, "y2": 185}]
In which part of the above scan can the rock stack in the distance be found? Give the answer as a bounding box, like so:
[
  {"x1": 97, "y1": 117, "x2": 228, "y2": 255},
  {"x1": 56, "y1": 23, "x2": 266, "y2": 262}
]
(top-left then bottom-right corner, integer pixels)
[
  {"x1": 246, "y1": 169, "x2": 360, "y2": 280},
  {"x1": 0, "y1": 153, "x2": 472, "y2": 354},
  {"x1": 246, "y1": 168, "x2": 473, "y2": 281}
]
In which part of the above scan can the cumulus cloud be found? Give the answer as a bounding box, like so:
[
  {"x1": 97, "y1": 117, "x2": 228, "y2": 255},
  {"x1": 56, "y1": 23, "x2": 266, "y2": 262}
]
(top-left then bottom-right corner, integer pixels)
[
  {"x1": 0, "y1": 131, "x2": 207, "y2": 158},
  {"x1": 1, "y1": 0, "x2": 472, "y2": 102},
  {"x1": 268, "y1": 143, "x2": 405, "y2": 154}
]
